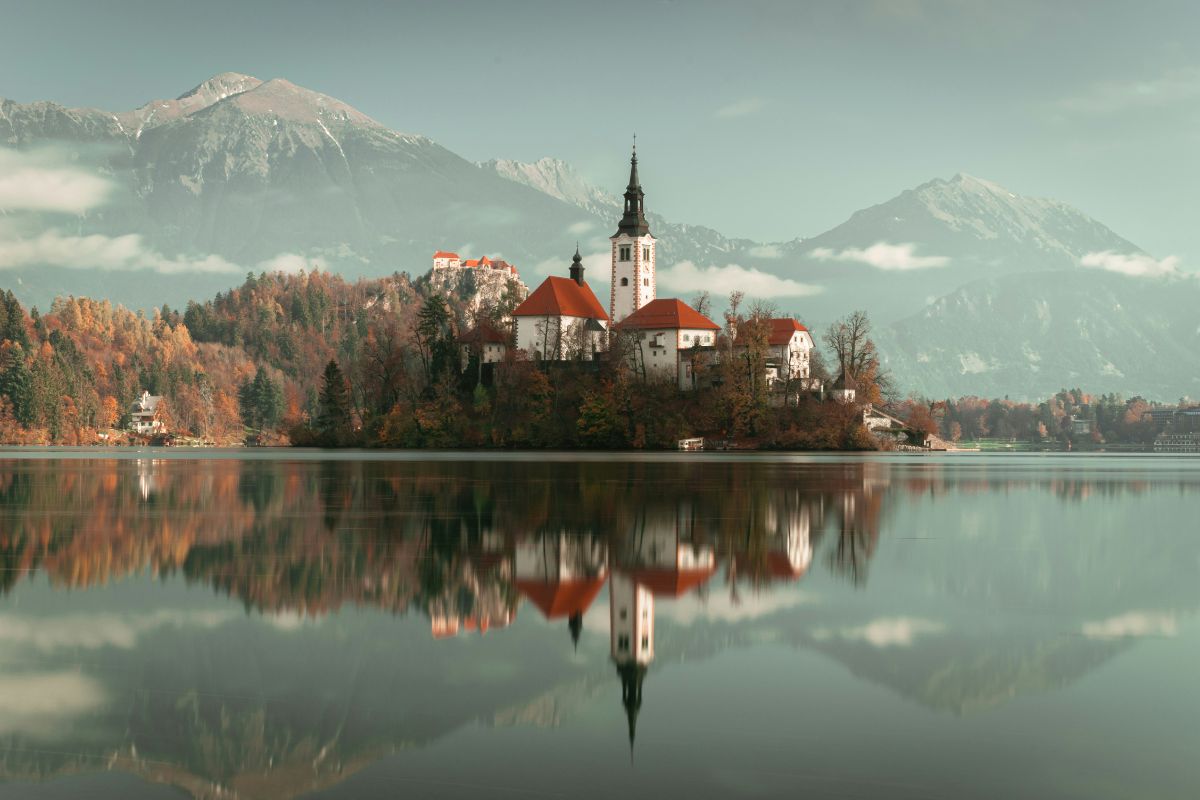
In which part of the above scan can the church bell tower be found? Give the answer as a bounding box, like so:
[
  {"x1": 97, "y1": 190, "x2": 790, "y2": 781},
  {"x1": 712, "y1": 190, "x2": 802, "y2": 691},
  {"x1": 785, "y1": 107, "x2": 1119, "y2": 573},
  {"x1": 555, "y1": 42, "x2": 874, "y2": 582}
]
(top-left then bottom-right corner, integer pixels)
[{"x1": 610, "y1": 142, "x2": 655, "y2": 324}]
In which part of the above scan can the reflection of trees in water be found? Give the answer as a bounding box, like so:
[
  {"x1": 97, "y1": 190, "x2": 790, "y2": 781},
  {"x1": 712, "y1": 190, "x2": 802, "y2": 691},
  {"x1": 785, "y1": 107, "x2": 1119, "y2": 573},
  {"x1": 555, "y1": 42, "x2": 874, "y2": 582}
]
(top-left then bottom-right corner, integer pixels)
[
  {"x1": 12, "y1": 456, "x2": 1192, "y2": 614},
  {"x1": 0, "y1": 458, "x2": 897, "y2": 612},
  {"x1": 3, "y1": 457, "x2": 1200, "y2": 796}
]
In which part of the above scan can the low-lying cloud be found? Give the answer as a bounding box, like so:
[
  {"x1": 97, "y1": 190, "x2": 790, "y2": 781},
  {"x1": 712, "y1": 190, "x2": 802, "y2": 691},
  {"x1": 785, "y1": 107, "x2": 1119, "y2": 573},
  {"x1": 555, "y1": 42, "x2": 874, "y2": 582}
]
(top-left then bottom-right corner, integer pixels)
[
  {"x1": 1080, "y1": 250, "x2": 1180, "y2": 278},
  {"x1": 659, "y1": 261, "x2": 821, "y2": 298},
  {"x1": 0, "y1": 229, "x2": 321, "y2": 276},
  {"x1": 0, "y1": 609, "x2": 235, "y2": 652},
  {"x1": 0, "y1": 672, "x2": 107, "y2": 737},
  {"x1": 747, "y1": 244, "x2": 784, "y2": 259},
  {"x1": 1081, "y1": 611, "x2": 1177, "y2": 640},
  {"x1": 0, "y1": 148, "x2": 113, "y2": 214},
  {"x1": 810, "y1": 242, "x2": 950, "y2": 271},
  {"x1": 813, "y1": 616, "x2": 945, "y2": 648},
  {"x1": 257, "y1": 252, "x2": 330, "y2": 274}
]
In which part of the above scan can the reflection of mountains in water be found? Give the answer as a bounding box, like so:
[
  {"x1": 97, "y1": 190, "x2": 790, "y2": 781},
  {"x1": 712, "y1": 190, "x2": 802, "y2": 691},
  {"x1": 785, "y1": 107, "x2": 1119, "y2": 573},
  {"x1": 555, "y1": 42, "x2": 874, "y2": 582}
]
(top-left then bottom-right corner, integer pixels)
[{"x1": 1, "y1": 457, "x2": 1198, "y2": 798}]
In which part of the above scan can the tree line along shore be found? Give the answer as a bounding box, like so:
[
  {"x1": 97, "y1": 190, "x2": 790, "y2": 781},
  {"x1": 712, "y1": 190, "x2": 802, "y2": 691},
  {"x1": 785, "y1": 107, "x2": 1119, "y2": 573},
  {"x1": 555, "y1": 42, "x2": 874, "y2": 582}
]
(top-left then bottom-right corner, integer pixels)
[{"x1": 0, "y1": 275, "x2": 1192, "y2": 451}]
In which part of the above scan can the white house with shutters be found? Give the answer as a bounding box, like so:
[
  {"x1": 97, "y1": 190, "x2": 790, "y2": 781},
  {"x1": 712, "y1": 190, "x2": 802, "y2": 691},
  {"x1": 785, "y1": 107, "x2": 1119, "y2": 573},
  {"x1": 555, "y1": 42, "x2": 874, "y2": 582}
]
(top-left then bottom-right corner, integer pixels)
[{"x1": 129, "y1": 391, "x2": 165, "y2": 435}]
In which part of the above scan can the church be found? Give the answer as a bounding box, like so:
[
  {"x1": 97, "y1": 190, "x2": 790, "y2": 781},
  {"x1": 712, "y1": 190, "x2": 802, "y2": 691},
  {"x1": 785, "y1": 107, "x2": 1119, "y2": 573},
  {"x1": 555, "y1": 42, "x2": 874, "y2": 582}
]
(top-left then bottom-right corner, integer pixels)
[{"x1": 511, "y1": 145, "x2": 815, "y2": 393}]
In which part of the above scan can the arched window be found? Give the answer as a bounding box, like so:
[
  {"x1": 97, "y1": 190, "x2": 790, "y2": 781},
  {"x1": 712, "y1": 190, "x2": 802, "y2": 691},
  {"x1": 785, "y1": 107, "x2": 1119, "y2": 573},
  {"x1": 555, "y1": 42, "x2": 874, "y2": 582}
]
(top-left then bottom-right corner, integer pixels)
[{"x1": 620, "y1": 277, "x2": 629, "y2": 286}]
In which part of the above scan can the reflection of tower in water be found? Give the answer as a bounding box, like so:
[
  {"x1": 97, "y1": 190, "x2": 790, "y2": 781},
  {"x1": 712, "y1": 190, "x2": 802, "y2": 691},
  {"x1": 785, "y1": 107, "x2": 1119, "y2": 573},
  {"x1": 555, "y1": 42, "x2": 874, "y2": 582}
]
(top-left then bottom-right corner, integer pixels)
[
  {"x1": 609, "y1": 501, "x2": 717, "y2": 755},
  {"x1": 610, "y1": 571, "x2": 652, "y2": 755}
]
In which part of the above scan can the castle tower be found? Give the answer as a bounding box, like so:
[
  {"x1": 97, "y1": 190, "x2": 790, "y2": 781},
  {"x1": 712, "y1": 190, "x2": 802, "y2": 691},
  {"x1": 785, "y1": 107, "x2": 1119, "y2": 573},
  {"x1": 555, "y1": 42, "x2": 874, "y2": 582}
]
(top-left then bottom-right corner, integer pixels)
[{"x1": 610, "y1": 143, "x2": 655, "y2": 324}]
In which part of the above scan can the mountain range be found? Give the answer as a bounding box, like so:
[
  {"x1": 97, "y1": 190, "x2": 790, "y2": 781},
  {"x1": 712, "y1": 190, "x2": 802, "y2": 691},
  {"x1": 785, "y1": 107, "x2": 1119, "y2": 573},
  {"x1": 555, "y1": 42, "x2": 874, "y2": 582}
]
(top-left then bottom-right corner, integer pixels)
[{"x1": 2, "y1": 72, "x2": 1196, "y2": 400}]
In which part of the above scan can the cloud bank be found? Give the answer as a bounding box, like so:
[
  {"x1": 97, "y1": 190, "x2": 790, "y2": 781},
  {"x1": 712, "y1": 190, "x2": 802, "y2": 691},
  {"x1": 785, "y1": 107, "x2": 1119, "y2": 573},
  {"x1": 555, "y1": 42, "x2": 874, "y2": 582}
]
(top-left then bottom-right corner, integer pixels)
[
  {"x1": 0, "y1": 148, "x2": 113, "y2": 214},
  {"x1": 0, "y1": 609, "x2": 235, "y2": 652},
  {"x1": 810, "y1": 242, "x2": 949, "y2": 271},
  {"x1": 658, "y1": 261, "x2": 821, "y2": 298},
  {"x1": 0, "y1": 229, "x2": 324, "y2": 276},
  {"x1": 747, "y1": 244, "x2": 784, "y2": 259},
  {"x1": 1081, "y1": 611, "x2": 1177, "y2": 640},
  {"x1": 0, "y1": 672, "x2": 107, "y2": 737},
  {"x1": 813, "y1": 616, "x2": 945, "y2": 648},
  {"x1": 0, "y1": 230, "x2": 242, "y2": 274},
  {"x1": 1080, "y1": 250, "x2": 1180, "y2": 278}
]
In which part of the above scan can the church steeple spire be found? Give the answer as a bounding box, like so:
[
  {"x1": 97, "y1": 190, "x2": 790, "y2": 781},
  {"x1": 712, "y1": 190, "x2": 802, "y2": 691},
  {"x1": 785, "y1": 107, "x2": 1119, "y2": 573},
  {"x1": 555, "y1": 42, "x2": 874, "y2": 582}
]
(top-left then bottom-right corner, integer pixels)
[
  {"x1": 617, "y1": 661, "x2": 646, "y2": 757},
  {"x1": 570, "y1": 244, "x2": 585, "y2": 286},
  {"x1": 616, "y1": 139, "x2": 650, "y2": 238}
]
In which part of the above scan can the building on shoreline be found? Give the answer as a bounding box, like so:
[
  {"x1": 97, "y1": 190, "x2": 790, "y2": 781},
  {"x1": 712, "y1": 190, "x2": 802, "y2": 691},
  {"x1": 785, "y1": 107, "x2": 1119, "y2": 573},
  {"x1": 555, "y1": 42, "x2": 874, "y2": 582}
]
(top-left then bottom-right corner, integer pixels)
[{"x1": 129, "y1": 391, "x2": 165, "y2": 435}]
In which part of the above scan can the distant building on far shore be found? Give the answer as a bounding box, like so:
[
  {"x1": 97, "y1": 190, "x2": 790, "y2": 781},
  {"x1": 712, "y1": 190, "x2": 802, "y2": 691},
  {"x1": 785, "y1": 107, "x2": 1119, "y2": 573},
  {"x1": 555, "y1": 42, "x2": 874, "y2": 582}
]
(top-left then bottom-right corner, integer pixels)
[{"x1": 129, "y1": 391, "x2": 165, "y2": 435}]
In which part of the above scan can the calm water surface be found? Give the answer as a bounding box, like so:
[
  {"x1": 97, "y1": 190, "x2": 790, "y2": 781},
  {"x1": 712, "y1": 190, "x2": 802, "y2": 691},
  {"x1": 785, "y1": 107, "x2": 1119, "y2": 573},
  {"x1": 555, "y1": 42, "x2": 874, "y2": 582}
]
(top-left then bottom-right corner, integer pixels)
[{"x1": 0, "y1": 451, "x2": 1197, "y2": 799}]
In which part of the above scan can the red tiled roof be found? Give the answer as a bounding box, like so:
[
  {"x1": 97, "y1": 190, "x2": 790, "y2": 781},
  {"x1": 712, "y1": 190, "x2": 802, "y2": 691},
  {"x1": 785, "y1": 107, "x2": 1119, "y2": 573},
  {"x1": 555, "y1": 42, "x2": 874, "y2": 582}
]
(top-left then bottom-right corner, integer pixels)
[
  {"x1": 633, "y1": 565, "x2": 717, "y2": 598},
  {"x1": 734, "y1": 317, "x2": 809, "y2": 346},
  {"x1": 614, "y1": 298, "x2": 719, "y2": 331},
  {"x1": 463, "y1": 258, "x2": 480, "y2": 268},
  {"x1": 512, "y1": 276, "x2": 609, "y2": 320},
  {"x1": 459, "y1": 322, "x2": 509, "y2": 345},
  {"x1": 766, "y1": 551, "x2": 809, "y2": 579},
  {"x1": 516, "y1": 578, "x2": 606, "y2": 619},
  {"x1": 433, "y1": 250, "x2": 459, "y2": 259}
]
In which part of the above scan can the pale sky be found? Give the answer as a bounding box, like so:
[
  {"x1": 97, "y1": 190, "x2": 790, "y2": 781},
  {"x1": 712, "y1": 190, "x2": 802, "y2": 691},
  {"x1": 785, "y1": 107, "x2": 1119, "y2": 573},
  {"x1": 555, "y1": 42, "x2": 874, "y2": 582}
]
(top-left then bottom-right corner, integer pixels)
[{"x1": 2, "y1": 0, "x2": 1197, "y2": 264}]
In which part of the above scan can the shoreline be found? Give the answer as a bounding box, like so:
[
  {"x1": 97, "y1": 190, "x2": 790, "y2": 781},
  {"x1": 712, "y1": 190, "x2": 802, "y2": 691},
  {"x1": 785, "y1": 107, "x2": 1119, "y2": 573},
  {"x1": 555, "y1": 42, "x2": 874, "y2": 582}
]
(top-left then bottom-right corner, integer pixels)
[{"x1": 0, "y1": 445, "x2": 1188, "y2": 461}]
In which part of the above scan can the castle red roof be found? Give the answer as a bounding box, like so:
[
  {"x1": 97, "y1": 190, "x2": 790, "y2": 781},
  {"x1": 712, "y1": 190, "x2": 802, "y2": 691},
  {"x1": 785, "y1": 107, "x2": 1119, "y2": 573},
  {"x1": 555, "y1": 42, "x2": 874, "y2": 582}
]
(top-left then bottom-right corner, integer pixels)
[
  {"x1": 463, "y1": 258, "x2": 480, "y2": 267},
  {"x1": 516, "y1": 577, "x2": 606, "y2": 619},
  {"x1": 512, "y1": 276, "x2": 608, "y2": 320},
  {"x1": 614, "y1": 298, "x2": 719, "y2": 331},
  {"x1": 433, "y1": 250, "x2": 459, "y2": 259}
]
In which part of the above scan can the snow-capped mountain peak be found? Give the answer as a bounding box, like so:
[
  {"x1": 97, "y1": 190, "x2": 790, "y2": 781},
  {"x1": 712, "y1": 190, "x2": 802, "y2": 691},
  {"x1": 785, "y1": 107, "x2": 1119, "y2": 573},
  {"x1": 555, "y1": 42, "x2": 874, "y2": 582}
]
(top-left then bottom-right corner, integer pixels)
[
  {"x1": 220, "y1": 77, "x2": 380, "y2": 126},
  {"x1": 176, "y1": 72, "x2": 263, "y2": 103},
  {"x1": 806, "y1": 172, "x2": 1142, "y2": 267},
  {"x1": 480, "y1": 157, "x2": 619, "y2": 217}
]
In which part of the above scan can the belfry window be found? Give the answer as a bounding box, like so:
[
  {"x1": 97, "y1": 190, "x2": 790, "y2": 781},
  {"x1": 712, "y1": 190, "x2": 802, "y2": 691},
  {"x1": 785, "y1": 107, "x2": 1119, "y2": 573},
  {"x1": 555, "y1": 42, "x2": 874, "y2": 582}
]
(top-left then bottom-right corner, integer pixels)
[
  {"x1": 619, "y1": 245, "x2": 631, "y2": 261},
  {"x1": 620, "y1": 277, "x2": 629, "y2": 286},
  {"x1": 643, "y1": 245, "x2": 650, "y2": 260}
]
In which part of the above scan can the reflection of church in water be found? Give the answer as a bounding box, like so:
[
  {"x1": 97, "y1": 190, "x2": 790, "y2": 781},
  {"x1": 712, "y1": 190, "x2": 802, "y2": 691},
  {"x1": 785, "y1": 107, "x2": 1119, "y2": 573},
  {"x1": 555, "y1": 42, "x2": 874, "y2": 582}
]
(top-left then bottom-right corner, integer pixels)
[{"x1": 432, "y1": 495, "x2": 824, "y2": 753}]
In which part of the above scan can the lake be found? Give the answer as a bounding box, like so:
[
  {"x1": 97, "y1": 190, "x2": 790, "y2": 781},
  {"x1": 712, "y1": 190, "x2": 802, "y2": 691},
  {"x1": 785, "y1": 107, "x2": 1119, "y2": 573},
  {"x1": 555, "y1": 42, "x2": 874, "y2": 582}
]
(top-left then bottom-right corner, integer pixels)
[{"x1": 0, "y1": 451, "x2": 1197, "y2": 799}]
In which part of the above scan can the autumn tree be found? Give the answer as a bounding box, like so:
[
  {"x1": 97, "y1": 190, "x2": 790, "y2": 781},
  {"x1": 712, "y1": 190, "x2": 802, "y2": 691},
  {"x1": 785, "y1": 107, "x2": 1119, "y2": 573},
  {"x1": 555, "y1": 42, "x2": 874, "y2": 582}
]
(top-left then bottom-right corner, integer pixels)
[{"x1": 823, "y1": 310, "x2": 891, "y2": 405}]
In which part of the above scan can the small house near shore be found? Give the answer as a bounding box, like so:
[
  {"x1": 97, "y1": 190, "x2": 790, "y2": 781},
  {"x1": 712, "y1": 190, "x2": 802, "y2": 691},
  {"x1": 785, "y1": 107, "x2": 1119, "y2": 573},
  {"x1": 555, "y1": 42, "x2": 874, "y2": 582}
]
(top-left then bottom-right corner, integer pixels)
[{"x1": 129, "y1": 390, "x2": 165, "y2": 435}]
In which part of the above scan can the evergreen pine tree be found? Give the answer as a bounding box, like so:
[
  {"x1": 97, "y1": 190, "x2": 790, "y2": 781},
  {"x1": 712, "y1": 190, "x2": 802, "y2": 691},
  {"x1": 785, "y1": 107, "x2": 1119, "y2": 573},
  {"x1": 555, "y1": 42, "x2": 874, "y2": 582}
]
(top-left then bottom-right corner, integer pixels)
[
  {"x1": 0, "y1": 345, "x2": 33, "y2": 425},
  {"x1": 316, "y1": 360, "x2": 350, "y2": 444}
]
